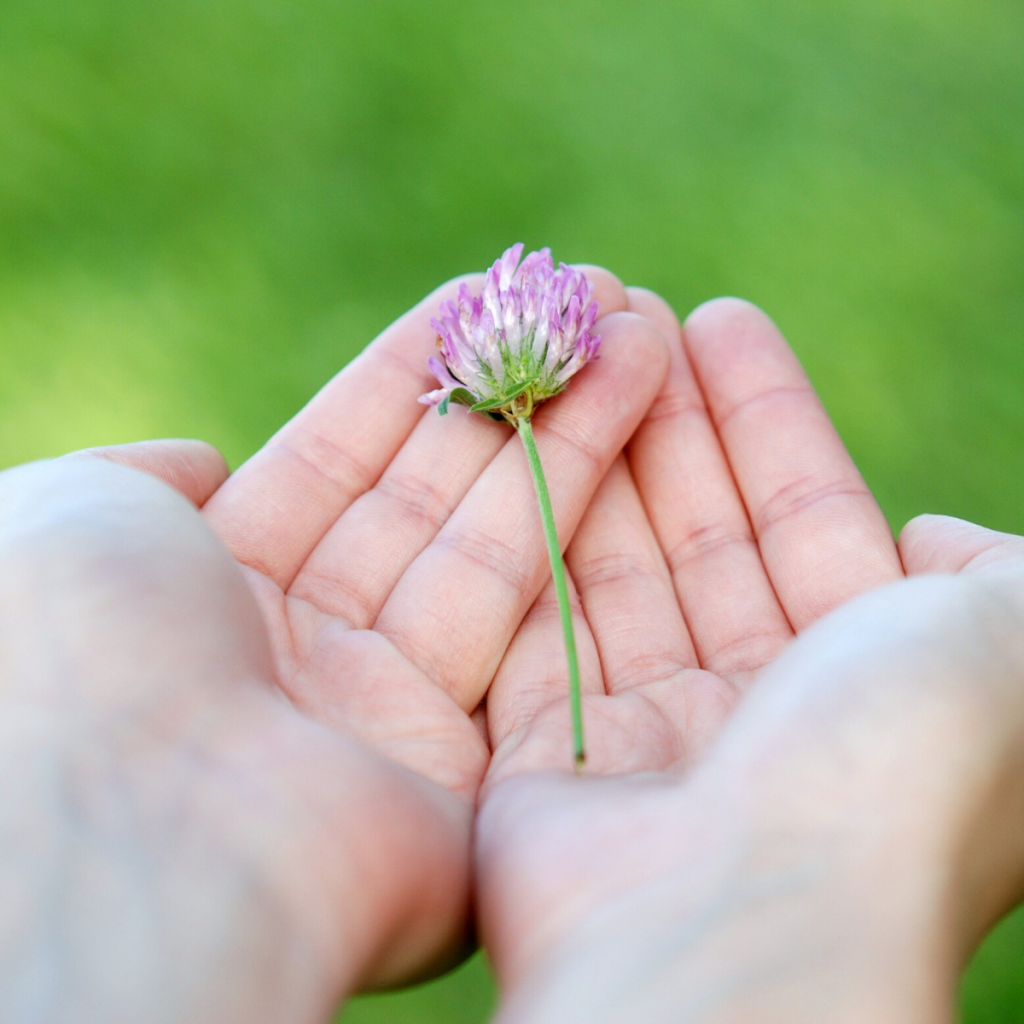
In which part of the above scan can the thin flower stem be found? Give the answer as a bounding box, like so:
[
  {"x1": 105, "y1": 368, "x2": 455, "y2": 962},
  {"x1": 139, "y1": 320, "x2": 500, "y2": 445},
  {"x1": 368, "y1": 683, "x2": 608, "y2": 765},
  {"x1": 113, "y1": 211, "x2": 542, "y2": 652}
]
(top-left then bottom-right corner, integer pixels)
[{"x1": 516, "y1": 417, "x2": 586, "y2": 771}]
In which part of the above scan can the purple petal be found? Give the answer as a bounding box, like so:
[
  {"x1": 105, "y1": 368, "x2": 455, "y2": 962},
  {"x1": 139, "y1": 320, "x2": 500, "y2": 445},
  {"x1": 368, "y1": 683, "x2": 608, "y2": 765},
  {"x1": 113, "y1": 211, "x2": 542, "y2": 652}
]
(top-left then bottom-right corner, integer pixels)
[
  {"x1": 497, "y1": 243, "x2": 524, "y2": 292},
  {"x1": 425, "y1": 246, "x2": 600, "y2": 407},
  {"x1": 427, "y1": 355, "x2": 461, "y2": 389}
]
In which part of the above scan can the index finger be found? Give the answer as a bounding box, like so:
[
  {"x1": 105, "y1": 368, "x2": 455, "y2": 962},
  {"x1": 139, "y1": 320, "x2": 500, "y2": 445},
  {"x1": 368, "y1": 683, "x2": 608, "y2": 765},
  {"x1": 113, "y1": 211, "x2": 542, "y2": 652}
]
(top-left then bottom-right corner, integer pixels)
[{"x1": 203, "y1": 275, "x2": 484, "y2": 587}]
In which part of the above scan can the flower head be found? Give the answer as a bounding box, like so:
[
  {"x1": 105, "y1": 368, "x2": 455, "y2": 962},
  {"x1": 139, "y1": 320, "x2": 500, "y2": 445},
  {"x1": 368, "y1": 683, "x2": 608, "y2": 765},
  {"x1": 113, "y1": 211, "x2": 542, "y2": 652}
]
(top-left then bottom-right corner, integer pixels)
[{"x1": 419, "y1": 244, "x2": 601, "y2": 420}]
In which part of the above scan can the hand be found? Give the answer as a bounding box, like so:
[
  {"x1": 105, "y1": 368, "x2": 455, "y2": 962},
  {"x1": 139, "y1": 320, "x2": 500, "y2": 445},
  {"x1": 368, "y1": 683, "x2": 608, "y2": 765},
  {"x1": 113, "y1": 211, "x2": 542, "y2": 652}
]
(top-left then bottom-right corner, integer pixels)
[
  {"x1": 476, "y1": 296, "x2": 1024, "y2": 1022},
  {"x1": 0, "y1": 271, "x2": 670, "y2": 1021}
]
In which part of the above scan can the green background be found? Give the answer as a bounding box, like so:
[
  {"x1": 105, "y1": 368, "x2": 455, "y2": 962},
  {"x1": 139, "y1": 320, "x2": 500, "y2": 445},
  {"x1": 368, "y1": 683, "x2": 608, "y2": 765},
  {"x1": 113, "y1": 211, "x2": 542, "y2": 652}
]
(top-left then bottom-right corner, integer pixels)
[{"x1": 1, "y1": 0, "x2": 1021, "y2": 1019}]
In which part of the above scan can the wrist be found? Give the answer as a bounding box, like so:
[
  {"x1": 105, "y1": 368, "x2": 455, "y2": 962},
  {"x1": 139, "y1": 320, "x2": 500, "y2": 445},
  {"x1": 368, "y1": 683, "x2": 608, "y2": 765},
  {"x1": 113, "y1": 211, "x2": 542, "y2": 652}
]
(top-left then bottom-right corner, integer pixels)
[
  {"x1": 488, "y1": 774, "x2": 959, "y2": 1024},
  {"x1": 203, "y1": 693, "x2": 475, "y2": 997},
  {"x1": 0, "y1": 640, "x2": 474, "y2": 1022}
]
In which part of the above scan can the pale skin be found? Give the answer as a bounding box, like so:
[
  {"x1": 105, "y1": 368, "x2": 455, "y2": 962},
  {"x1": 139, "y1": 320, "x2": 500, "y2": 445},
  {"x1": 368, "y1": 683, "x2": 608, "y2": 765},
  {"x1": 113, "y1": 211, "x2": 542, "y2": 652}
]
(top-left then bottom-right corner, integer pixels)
[{"x1": 1, "y1": 274, "x2": 1022, "y2": 1022}]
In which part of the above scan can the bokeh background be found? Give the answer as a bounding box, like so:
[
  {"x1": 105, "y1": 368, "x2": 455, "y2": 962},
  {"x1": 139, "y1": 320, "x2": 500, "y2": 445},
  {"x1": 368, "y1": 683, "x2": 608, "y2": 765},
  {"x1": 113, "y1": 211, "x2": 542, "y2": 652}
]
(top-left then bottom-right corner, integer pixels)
[{"x1": 1, "y1": 0, "x2": 1022, "y2": 1019}]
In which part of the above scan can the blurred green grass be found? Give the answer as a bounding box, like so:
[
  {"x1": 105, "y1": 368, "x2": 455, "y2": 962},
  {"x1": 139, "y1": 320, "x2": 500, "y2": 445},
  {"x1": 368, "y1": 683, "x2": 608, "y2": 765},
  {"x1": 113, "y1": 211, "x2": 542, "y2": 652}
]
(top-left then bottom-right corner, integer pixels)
[{"x1": 0, "y1": 0, "x2": 1021, "y2": 1019}]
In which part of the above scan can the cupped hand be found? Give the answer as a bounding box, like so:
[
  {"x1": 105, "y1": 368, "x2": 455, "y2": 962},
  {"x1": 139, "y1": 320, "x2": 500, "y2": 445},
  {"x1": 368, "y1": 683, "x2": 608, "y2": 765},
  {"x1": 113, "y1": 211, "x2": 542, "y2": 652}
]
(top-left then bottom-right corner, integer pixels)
[{"x1": 476, "y1": 295, "x2": 1024, "y2": 1022}]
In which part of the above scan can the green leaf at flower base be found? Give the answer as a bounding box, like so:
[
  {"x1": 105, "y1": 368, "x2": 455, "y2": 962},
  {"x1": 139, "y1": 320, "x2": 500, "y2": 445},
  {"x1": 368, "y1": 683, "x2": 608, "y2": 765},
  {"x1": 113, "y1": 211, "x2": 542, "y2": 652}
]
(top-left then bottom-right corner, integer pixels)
[
  {"x1": 469, "y1": 397, "x2": 504, "y2": 413},
  {"x1": 438, "y1": 387, "x2": 478, "y2": 416},
  {"x1": 471, "y1": 380, "x2": 532, "y2": 413},
  {"x1": 449, "y1": 388, "x2": 477, "y2": 407}
]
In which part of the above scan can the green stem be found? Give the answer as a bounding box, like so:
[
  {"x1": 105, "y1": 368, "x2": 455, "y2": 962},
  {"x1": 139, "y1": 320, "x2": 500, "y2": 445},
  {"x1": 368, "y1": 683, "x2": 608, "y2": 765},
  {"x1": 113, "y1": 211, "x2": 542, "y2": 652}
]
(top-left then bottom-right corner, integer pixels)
[{"x1": 516, "y1": 417, "x2": 585, "y2": 771}]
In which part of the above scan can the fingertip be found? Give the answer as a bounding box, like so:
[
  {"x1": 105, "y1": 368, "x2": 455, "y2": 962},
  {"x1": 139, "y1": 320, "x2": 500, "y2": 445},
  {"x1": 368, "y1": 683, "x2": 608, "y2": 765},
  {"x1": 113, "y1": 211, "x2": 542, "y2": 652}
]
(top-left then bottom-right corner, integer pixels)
[
  {"x1": 684, "y1": 295, "x2": 771, "y2": 328},
  {"x1": 174, "y1": 438, "x2": 231, "y2": 477},
  {"x1": 680, "y1": 298, "x2": 807, "y2": 415},
  {"x1": 682, "y1": 296, "x2": 782, "y2": 357},
  {"x1": 599, "y1": 310, "x2": 671, "y2": 399},
  {"x1": 176, "y1": 440, "x2": 231, "y2": 503},
  {"x1": 625, "y1": 287, "x2": 682, "y2": 348},
  {"x1": 572, "y1": 264, "x2": 628, "y2": 316}
]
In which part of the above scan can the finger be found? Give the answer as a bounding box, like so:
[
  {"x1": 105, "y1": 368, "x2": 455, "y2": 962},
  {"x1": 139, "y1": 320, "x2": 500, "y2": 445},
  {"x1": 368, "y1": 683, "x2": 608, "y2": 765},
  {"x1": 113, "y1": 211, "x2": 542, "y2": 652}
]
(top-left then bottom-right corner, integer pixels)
[
  {"x1": 626, "y1": 289, "x2": 793, "y2": 682},
  {"x1": 288, "y1": 405, "x2": 511, "y2": 626},
  {"x1": 287, "y1": 268, "x2": 630, "y2": 627},
  {"x1": 571, "y1": 264, "x2": 628, "y2": 316},
  {"x1": 485, "y1": 570, "x2": 603, "y2": 751},
  {"x1": 899, "y1": 515, "x2": 1024, "y2": 576},
  {"x1": 376, "y1": 311, "x2": 670, "y2": 711},
  {"x1": 566, "y1": 454, "x2": 738, "y2": 758},
  {"x1": 683, "y1": 298, "x2": 903, "y2": 631},
  {"x1": 567, "y1": 456, "x2": 697, "y2": 689},
  {"x1": 62, "y1": 439, "x2": 229, "y2": 507},
  {"x1": 202, "y1": 274, "x2": 484, "y2": 588}
]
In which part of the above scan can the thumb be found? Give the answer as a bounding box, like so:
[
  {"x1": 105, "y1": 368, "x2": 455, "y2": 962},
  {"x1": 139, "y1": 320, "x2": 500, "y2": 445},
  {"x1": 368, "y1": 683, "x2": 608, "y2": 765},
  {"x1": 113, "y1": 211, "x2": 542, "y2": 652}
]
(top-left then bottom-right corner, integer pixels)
[
  {"x1": 898, "y1": 514, "x2": 1024, "y2": 576},
  {"x1": 61, "y1": 439, "x2": 230, "y2": 507}
]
